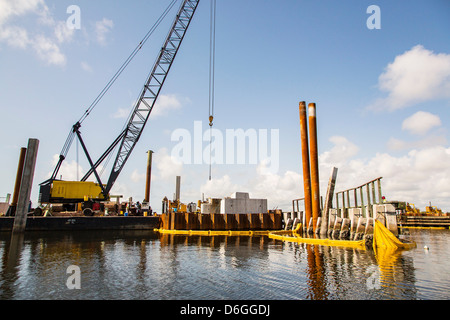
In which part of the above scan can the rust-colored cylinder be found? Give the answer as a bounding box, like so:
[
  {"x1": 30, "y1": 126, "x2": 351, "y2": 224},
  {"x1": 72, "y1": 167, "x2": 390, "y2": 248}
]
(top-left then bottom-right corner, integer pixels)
[
  {"x1": 308, "y1": 103, "x2": 320, "y2": 233},
  {"x1": 144, "y1": 150, "x2": 153, "y2": 203},
  {"x1": 299, "y1": 102, "x2": 312, "y2": 228},
  {"x1": 11, "y1": 147, "x2": 27, "y2": 206}
]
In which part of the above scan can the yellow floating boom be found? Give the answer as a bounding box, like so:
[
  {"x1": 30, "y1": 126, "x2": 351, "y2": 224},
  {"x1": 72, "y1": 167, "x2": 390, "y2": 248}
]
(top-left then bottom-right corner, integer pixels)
[
  {"x1": 154, "y1": 229, "x2": 272, "y2": 236},
  {"x1": 155, "y1": 220, "x2": 416, "y2": 252},
  {"x1": 267, "y1": 224, "x2": 366, "y2": 250},
  {"x1": 373, "y1": 220, "x2": 416, "y2": 250}
]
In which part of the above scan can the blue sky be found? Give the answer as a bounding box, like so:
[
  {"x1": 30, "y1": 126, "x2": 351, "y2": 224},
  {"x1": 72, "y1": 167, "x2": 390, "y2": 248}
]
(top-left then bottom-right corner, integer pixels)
[{"x1": 1, "y1": 0, "x2": 449, "y2": 213}]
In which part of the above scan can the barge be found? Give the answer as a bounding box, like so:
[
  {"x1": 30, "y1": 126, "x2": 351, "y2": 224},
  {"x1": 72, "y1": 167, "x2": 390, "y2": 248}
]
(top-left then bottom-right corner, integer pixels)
[{"x1": 0, "y1": 216, "x2": 160, "y2": 232}]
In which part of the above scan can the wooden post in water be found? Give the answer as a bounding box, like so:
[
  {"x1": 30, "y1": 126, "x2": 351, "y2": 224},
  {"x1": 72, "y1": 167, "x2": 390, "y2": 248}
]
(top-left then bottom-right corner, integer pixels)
[
  {"x1": 12, "y1": 139, "x2": 39, "y2": 233},
  {"x1": 308, "y1": 103, "x2": 320, "y2": 233},
  {"x1": 320, "y1": 167, "x2": 338, "y2": 236},
  {"x1": 299, "y1": 102, "x2": 312, "y2": 232}
]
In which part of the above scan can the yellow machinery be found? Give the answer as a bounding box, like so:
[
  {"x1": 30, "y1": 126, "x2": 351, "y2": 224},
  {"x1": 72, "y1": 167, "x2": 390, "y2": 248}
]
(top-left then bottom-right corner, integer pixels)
[
  {"x1": 405, "y1": 203, "x2": 421, "y2": 215},
  {"x1": 39, "y1": 180, "x2": 107, "y2": 204},
  {"x1": 425, "y1": 205, "x2": 443, "y2": 216},
  {"x1": 161, "y1": 197, "x2": 195, "y2": 214}
]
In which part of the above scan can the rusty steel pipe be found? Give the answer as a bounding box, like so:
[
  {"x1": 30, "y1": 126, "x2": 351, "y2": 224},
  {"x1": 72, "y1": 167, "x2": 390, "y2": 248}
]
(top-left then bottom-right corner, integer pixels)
[
  {"x1": 11, "y1": 147, "x2": 27, "y2": 206},
  {"x1": 308, "y1": 103, "x2": 320, "y2": 233},
  {"x1": 299, "y1": 101, "x2": 312, "y2": 228},
  {"x1": 144, "y1": 150, "x2": 154, "y2": 203}
]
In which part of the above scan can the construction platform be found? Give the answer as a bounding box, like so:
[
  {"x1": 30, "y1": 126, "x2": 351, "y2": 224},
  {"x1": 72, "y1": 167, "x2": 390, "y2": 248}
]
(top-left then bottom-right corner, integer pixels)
[
  {"x1": 399, "y1": 215, "x2": 450, "y2": 228},
  {"x1": 0, "y1": 216, "x2": 160, "y2": 232}
]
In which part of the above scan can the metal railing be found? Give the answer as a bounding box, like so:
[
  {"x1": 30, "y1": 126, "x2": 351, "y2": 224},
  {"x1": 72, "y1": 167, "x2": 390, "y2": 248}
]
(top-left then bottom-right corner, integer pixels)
[{"x1": 335, "y1": 177, "x2": 383, "y2": 218}]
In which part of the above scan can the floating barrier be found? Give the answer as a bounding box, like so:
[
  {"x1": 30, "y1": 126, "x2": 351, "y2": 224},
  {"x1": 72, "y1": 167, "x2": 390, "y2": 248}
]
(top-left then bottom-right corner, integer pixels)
[
  {"x1": 267, "y1": 224, "x2": 366, "y2": 250},
  {"x1": 268, "y1": 231, "x2": 366, "y2": 249},
  {"x1": 373, "y1": 220, "x2": 416, "y2": 250},
  {"x1": 268, "y1": 222, "x2": 416, "y2": 251},
  {"x1": 155, "y1": 219, "x2": 416, "y2": 252},
  {"x1": 154, "y1": 229, "x2": 272, "y2": 236}
]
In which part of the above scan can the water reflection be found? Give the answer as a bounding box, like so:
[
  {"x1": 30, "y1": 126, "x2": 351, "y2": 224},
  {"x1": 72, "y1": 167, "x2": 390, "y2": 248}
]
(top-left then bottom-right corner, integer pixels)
[{"x1": 0, "y1": 230, "x2": 447, "y2": 299}]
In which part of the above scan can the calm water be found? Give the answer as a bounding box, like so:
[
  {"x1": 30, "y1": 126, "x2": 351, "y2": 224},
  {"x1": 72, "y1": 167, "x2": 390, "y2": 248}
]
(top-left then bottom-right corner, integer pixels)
[{"x1": 0, "y1": 228, "x2": 449, "y2": 300}]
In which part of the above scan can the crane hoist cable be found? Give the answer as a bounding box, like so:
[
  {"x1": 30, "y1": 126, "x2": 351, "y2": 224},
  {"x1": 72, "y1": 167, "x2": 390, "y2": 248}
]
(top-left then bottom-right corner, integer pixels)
[
  {"x1": 208, "y1": 0, "x2": 217, "y2": 181},
  {"x1": 57, "y1": 0, "x2": 179, "y2": 161}
]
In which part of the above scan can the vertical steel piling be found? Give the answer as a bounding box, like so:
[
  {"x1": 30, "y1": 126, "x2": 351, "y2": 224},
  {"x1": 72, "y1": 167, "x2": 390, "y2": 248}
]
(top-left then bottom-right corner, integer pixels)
[
  {"x1": 299, "y1": 101, "x2": 312, "y2": 231},
  {"x1": 308, "y1": 103, "x2": 320, "y2": 233},
  {"x1": 144, "y1": 150, "x2": 153, "y2": 204},
  {"x1": 7, "y1": 147, "x2": 27, "y2": 216}
]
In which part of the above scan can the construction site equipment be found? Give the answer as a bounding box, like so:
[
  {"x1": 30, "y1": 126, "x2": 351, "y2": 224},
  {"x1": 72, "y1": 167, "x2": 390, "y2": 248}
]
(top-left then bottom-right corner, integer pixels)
[
  {"x1": 39, "y1": 0, "x2": 200, "y2": 207},
  {"x1": 425, "y1": 203, "x2": 443, "y2": 215},
  {"x1": 405, "y1": 203, "x2": 421, "y2": 215},
  {"x1": 207, "y1": 0, "x2": 217, "y2": 181},
  {"x1": 269, "y1": 219, "x2": 416, "y2": 251},
  {"x1": 268, "y1": 223, "x2": 366, "y2": 250},
  {"x1": 372, "y1": 220, "x2": 416, "y2": 250},
  {"x1": 39, "y1": 181, "x2": 107, "y2": 203}
]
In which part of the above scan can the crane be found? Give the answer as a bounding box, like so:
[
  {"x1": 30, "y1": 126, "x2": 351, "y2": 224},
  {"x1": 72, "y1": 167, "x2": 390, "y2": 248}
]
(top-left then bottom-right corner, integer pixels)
[{"x1": 39, "y1": 0, "x2": 201, "y2": 212}]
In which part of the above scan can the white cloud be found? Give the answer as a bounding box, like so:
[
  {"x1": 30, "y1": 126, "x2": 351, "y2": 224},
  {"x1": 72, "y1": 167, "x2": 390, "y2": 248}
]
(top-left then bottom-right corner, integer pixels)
[
  {"x1": 131, "y1": 169, "x2": 145, "y2": 183},
  {"x1": 387, "y1": 135, "x2": 447, "y2": 151},
  {"x1": 33, "y1": 34, "x2": 66, "y2": 66},
  {"x1": 386, "y1": 111, "x2": 445, "y2": 151},
  {"x1": 402, "y1": 111, "x2": 442, "y2": 135},
  {"x1": 0, "y1": 25, "x2": 29, "y2": 48},
  {"x1": 321, "y1": 140, "x2": 450, "y2": 212},
  {"x1": 113, "y1": 107, "x2": 131, "y2": 119},
  {"x1": 0, "y1": 0, "x2": 70, "y2": 66},
  {"x1": 368, "y1": 45, "x2": 450, "y2": 111},
  {"x1": 50, "y1": 154, "x2": 83, "y2": 181},
  {"x1": 250, "y1": 162, "x2": 302, "y2": 209},
  {"x1": 54, "y1": 20, "x2": 74, "y2": 43},
  {"x1": 151, "y1": 94, "x2": 185, "y2": 118},
  {"x1": 200, "y1": 175, "x2": 241, "y2": 199},
  {"x1": 81, "y1": 61, "x2": 93, "y2": 73},
  {"x1": 95, "y1": 18, "x2": 113, "y2": 46},
  {"x1": 113, "y1": 94, "x2": 186, "y2": 119},
  {"x1": 319, "y1": 136, "x2": 359, "y2": 167},
  {"x1": 0, "y1": 0, "x2": 46, "y2": 26},
  {"x1": 154, "y1": 147, "x2": 183, "y2": 181}
]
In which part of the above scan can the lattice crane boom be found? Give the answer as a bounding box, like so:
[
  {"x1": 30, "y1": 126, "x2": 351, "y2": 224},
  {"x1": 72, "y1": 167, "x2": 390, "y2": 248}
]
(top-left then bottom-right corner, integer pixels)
[{"x1": 40, "y1": 0, "x2": 200, "y2": 205}]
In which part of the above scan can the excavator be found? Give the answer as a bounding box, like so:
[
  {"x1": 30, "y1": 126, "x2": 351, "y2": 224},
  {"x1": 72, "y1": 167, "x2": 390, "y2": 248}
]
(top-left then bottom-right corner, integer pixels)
[
  {"x1": 425, "y1": 203, "x2": 443, "y2": 216},
  {"x1": 38, "y1": 0, "x2": 201, "y2": 215}
]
